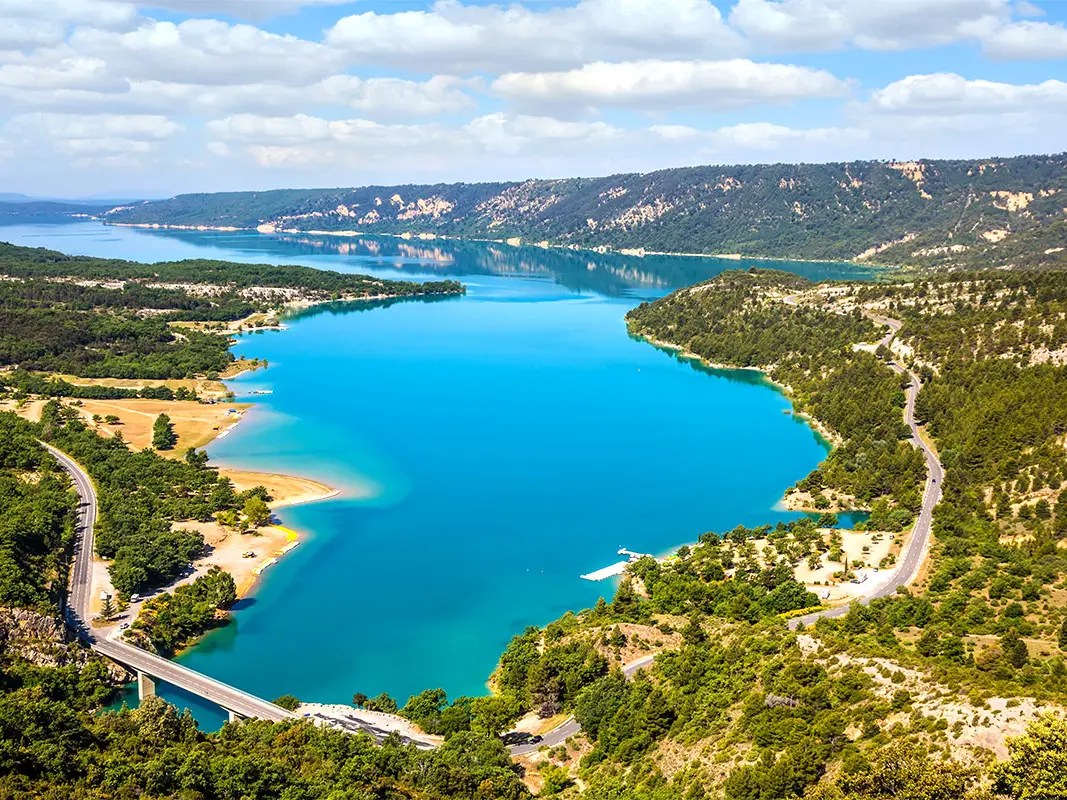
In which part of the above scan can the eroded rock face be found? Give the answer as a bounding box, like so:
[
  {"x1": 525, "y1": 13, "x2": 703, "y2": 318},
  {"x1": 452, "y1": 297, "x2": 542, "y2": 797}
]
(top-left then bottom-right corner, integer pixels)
[{"x1": 0, "y1": 607, "x2": 131, "y2": 684}]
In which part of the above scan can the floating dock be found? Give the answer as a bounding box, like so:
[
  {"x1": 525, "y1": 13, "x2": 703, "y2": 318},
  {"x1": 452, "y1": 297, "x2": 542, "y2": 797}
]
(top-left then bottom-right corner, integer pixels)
[
  {"x1": 581, "y1": 548, "x2": 654, "y2": 581},
  {"x1": 580, "y1": 561, "x2": 630, "y2": 581}
]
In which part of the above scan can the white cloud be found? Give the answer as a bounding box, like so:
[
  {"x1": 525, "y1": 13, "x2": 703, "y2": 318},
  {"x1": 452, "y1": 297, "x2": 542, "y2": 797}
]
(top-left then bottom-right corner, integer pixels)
[
  {"x1": 3, "y1": 112, "x2": 182, "y2": 165},
  {"x1": 3, "y1": 0, "x2": 140, "y2": 34},
  {"x1": 867, "y1": 73, "x2": 1067, "y2": 115},
  {"x1": 122, "y1": 0, "x2": 354, "y2": 18},
  {"x1": 0, "y1": 67, "x2": 477, "y2": 120},
  {"x1": 983, "y1": 20, "x2": 1067, "y2": 59},
  {"x1": 0, "y1": 57, "x2": 125, "y2": 93},
  {"x1": 0, "y1": 19, "x2": 69, "y2": 51},
  {"x1": 327, "y1": 0, "x2": 746, "y2": 73},
  {"x1": 730, "y1": 0, "x2": 1010, "y2": 52},
  {"x1": 202, "y1": 110, "x2": 870, "y2": 179},
  {"x1": 69, "y1": 19, "x2": 343, "y2": 86},
  {"x1": 492, "y1": 59, "x2": 848, "y2": 113},
  {"x1": 708, "y1": 120, "x2": 866, "y2": 149}
]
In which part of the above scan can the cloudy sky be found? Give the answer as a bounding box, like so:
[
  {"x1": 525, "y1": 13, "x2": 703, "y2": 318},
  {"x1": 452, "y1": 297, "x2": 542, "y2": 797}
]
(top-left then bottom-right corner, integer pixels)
[{"x1": 2, "y1": 0, "x2": 1067, "y2": 197}]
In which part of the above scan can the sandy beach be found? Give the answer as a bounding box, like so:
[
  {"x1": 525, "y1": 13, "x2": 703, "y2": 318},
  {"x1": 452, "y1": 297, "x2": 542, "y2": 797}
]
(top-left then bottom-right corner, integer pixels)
[{"x1": 220, "y1": 469, "x2": 340, "y2": 509}]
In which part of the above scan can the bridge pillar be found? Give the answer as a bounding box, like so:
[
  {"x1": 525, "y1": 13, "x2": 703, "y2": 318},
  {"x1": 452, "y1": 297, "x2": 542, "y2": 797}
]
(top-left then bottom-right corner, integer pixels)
[
  {"x1": 137, "y1": 670, "x2": 156, "y2": 701},
  {"x1": 226, "y1": 709, "x2": 245, "y2": 723}
]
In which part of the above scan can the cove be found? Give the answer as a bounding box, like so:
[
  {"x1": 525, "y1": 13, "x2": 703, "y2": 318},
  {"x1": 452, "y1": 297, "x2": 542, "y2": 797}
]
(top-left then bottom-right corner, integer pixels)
[{"x1": 1, "y1": 222, "x2": 880, "y2": 728}]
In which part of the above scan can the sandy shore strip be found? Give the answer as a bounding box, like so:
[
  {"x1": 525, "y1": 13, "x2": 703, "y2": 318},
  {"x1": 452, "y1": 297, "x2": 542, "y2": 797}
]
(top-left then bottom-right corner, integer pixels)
[{"x1": 220, "y1": 469, "x2": 341, "y2": 509}]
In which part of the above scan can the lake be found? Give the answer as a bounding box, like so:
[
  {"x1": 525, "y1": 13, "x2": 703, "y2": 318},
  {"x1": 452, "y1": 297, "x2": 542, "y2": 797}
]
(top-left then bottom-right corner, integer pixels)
[{"x1": 1, "y1": 221, "x2": 880, "y2": 727}]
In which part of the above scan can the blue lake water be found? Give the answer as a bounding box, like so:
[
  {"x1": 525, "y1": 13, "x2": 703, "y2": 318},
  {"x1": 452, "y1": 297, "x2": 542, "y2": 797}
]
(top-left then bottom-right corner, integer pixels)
[{"x1": 1, "y1": 222, "x2": 879, "y2": 728}]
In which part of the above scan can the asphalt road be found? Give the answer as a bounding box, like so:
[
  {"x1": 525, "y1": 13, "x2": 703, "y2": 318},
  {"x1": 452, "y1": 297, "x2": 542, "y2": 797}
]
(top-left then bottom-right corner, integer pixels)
[
  {"x1": 787, "y1": 314, "x2": 943, "y2": 629},
  {"x1": 509, "y1": 654, "x2": 655, "y2": 756},
  {"x1": 48, "y1": 440, "x2": 446, "y2": 743}
]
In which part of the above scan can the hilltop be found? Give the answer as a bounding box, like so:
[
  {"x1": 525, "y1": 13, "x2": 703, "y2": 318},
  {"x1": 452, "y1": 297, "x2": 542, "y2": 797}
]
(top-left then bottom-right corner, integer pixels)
[{"x1": 105, "y1": 153, "x2": 1067, "y2": 270}]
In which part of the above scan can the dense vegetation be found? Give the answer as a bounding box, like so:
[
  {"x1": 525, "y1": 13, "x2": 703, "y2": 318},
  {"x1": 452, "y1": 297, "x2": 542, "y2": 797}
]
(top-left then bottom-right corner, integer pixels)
[
  {"x1": 130, "y1": 567, "x2": 237, "y2": 655},
  {"x1": 107, "y1": 153, "x2": 1067, "y2": 269},
  {"x1": 0, "y1": 680, "x2": 530, "y2": 798},
  {"x1": 35, "y1": 401, "x2": 265, "y2": 597},
  {"x1": 0, "y1": 369, "x2": 200, "y2": 401},
  {"x1": 483, "y1": 266, "x2": 1067, "y2": 798},
  {"x1": 0, "y1": 422, "x2": 529, "y2": 799},
  {"x1": 7, "y1": 249, "x2": 1067, "y2": 797},
  {"x1": 0, "y1": 241, "x2": 463, "y2": 379},
  {"x1": 0, "y1": 241, "x2": 464, "y2": 297},
  {"x1": 0, "y1": 413, "x2": 75, "y2": 610}
]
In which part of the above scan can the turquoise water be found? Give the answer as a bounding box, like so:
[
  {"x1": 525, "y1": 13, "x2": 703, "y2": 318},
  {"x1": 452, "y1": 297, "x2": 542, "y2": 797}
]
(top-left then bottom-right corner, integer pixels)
[{"x1": 2, "y1": 222, "x2": 878, "y2": 728}]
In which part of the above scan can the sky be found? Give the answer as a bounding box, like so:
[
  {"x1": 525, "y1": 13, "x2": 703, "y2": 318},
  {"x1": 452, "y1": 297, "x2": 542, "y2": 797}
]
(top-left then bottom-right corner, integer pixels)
[{"x1": 2, "y1": 0, "x2": 1067, "y2": 197}]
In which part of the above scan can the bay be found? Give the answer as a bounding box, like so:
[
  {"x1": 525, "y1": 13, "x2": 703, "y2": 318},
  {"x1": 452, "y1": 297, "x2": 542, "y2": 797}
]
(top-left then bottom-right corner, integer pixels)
[{"x1": 1, "y1": 222, "x2": 878, "y2": 727}]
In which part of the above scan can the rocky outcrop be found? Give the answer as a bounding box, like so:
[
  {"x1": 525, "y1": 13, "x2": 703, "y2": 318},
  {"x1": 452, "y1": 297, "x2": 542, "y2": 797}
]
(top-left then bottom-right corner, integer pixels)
[{"x1": 0, "y1": 606, "x2": 131, "y2": 684}]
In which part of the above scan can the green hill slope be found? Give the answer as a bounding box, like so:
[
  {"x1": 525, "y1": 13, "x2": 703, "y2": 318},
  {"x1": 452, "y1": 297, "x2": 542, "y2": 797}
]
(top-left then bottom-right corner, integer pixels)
[{"x1": 107, "y1": 154, "x2": 1067, "y2": 269}]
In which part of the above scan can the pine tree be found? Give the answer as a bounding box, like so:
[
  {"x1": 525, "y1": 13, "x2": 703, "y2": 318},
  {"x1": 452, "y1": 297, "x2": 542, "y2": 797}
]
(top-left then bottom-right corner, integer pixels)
[
  {"x1": 151, "y1": 413, "x2": 177, "y2": 450},
  {"x1": 1002, "y1": 628, "x2": 1030, "y2": 668},
  {"x1": 100, "y1": 595, "x2": 116, "y2": 621},
  {"x1": 1059, "y1": 617, "x2": 1067, "y2": 652}
]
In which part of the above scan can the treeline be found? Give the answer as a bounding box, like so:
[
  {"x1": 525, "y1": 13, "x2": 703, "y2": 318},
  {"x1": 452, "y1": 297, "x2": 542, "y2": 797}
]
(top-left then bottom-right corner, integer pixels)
[
  {"x1": 0, "y1": 303, "x2": 233, "y2": 379},
  {"x1": 627, "y1": 269, "x2": 925, "y2": 514},
  {"x1": 0, "y1": 412, "x2": 75, "y2": 609},
  {"x1": 0, "y1": 241, "x2": 464, "y2": 379},
  {"x1": 37, "y1": 401, "x2": 266, "y2": 597},
  {"x1": 0, "y1": 370, "x2": 198, "y2": 401},
  {"x1": 0, "y1": 241, "x2": 466, "y2": 298},
  {"x1": 0, "y1": 681, "x2": 528, "y2": 798},
  {"x1": 574, "y1": 618, "x2": 1066, "y2": 800}
]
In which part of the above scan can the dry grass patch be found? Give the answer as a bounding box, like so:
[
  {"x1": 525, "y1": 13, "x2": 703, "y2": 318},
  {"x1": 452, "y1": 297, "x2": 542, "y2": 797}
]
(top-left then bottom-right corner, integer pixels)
[{"x1": 73, "y1": 398, "x2": 249, "y2": 456}]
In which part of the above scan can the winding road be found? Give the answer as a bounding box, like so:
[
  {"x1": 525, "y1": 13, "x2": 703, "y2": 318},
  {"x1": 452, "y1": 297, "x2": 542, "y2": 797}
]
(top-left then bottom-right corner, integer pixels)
[
  {"x1": 50, "y1": 309, "x2": 940, "y2": 755},
  {"x1": 512, "y1": 312, "x2": 945, "y2": 753},
  {"x1": 788, "y1": 313, "x2": 943, "y2": 629}
]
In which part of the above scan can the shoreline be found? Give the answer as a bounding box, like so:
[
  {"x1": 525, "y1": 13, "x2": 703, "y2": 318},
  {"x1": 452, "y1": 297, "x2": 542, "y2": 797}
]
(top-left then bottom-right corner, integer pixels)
[
  {"x1": 633, "y1": 330, "x2": 844, "y2": 450},
  {"x1": 104, "y1": 220, "x2": 904, "y2": 270}
]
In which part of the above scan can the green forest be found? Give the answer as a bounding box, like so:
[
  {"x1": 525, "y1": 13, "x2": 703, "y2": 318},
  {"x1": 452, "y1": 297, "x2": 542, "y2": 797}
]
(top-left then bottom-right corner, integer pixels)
[
  {"x1": 0, "y1": 241, "x2": 463, "y2": 379},
  {"x1": 107, "y1": 153, "x2": 1067, "y2": 270},
  {"x1": 628, "y1": 270, "x2": 927, "y2": 516}
]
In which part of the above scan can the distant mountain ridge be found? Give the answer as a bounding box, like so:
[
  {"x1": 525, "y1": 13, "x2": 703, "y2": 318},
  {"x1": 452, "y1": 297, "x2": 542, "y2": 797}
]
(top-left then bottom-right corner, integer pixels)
[{"x1": 105, "y1": 154, "x2": 1067, "y2": 269}]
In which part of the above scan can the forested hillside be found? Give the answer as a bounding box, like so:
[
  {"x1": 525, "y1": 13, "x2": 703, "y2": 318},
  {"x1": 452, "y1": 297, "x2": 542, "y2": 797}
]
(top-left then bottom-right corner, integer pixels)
[
  {"x1": 628, "y1": 270, "x2": 927, "y2": 518},
  {"x1": 0, "y1": 242, "x2": 463, "y2": 379},
  {"x1": 489, "y1": 267, "x2": 1067, "y2": 799},
  {"x1": 106, "y1": 153, "x2": 1067, "y2": 269}
]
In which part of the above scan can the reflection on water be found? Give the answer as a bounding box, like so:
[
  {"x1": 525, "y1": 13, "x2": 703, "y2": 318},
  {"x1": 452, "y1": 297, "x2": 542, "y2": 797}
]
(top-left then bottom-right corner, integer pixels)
[
  {"x1": 119, "y1": 226, "x2": 883, "y2": 296},
  {"x1": 283, "y1": 293, "x2": 462, "y2": 323}
]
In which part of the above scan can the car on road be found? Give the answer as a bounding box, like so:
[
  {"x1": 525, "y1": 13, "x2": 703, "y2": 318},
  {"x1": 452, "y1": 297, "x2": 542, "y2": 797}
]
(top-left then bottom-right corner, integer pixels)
[{"x1": 119, "y1": 622, "x2": 130, "y2": 629}]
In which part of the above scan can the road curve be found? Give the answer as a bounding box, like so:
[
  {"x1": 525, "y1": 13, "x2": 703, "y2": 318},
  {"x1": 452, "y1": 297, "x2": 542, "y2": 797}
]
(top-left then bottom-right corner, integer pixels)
[
  {"x1": 509, "y1": 654, "x2": 655, "y2": 756},
  {"x1": 48, "y1": 440, "x2": 446, "y2": 744},
  {"x1": 788, "y1": 314, "x2": 943, "y2": 629}
]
